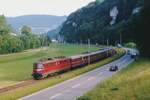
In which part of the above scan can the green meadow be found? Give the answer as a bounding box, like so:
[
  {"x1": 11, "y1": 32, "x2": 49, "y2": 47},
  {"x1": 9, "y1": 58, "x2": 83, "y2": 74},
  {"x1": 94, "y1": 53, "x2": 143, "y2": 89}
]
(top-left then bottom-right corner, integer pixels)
[
  {"x1": 0, "y1": 47, "x2": 124, "y2": 100},
  {"x1": 0, "y1": 43, "x2": 99, "y2": 87}
]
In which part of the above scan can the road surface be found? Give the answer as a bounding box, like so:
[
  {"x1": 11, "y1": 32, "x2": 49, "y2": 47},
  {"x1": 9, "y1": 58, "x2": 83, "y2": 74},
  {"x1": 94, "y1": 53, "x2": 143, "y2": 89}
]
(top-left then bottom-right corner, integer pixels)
[{"x1": 21, "y1": 48, "x2": 136, "y2": 100}]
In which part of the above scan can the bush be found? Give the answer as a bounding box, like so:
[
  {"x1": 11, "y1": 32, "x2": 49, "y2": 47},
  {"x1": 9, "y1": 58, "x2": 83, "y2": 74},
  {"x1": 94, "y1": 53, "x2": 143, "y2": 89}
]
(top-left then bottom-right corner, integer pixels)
[{"x1": 124, "y1": 42, "x2": 137, "y2": 48}]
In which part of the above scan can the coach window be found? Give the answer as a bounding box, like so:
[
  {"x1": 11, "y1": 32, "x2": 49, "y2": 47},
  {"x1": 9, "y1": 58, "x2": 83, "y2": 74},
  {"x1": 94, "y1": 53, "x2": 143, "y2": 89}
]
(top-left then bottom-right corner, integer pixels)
[{"x1": 48, "y1": 63, "x2": 55, "y2": 66}]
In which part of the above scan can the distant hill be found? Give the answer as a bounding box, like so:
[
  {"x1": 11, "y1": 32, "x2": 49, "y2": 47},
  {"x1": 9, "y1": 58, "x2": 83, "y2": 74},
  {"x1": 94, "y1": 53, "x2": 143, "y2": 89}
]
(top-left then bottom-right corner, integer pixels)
[{"x1": 6, "y1": 15, "x2": 67, "y2": 34}]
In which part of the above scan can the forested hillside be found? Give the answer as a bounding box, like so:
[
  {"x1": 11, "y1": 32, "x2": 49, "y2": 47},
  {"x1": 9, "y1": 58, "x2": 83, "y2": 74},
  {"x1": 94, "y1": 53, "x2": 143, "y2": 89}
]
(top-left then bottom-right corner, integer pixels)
[
  {"x1": 0, "y1": 15, "x2": 50, "y2": 54},
  {"x1": 60, "y1": 0, "x2": 142, "y2": 43},
  {"x1": 60, "y1": 0, "x2": 150, "y2": 57}
]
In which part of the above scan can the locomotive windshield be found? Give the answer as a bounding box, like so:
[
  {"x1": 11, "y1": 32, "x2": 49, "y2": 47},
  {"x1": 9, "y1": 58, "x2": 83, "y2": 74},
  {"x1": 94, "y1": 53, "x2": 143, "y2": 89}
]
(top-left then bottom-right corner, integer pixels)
[{"x1": 33, "y1": 63, "x2": 44, "y2": 69}]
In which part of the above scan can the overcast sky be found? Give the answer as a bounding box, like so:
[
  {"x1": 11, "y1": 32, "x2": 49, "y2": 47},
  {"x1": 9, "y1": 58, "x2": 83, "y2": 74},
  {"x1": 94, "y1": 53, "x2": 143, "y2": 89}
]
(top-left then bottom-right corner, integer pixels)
[{"x1": 0, "y1": 0, "x2": 95, "y2": 17}]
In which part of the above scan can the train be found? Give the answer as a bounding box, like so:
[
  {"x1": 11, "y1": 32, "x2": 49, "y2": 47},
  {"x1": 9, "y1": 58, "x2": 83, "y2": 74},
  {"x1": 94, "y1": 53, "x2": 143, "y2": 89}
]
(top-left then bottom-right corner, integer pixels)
[{"x1": 32, "y1": 48, "x2": 117, "y2": 80}]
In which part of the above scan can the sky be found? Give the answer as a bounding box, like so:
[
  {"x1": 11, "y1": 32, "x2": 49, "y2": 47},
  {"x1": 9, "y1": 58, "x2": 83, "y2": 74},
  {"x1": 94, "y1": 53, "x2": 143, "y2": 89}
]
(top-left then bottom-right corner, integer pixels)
[{"x1": 0, "y1": 0, "x2": 95, "y2": 17}]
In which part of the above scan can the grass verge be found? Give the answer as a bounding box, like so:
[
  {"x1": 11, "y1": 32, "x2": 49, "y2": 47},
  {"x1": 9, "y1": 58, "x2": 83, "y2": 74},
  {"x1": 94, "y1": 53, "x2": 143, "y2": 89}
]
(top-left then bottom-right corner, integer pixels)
[
  {"x1": 0, "y1": 48, "x2": 125, "y2": 100},
  {"x1": 78, "y1": 58, "x2": 150, "y2": 100}
]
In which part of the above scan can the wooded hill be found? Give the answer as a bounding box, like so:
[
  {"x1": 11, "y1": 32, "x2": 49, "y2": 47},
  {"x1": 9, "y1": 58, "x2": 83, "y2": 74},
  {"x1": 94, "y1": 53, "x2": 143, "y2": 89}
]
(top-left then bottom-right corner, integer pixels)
[{"x1": 60, "y1": 0, "x2": 150, "y2": 57}]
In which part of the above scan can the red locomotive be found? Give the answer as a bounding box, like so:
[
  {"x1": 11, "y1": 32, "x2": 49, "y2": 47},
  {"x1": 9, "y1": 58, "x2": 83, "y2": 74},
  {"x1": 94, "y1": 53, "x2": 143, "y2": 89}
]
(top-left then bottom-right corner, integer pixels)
[{"x1": 32, "y1": 48, "x2": 116, "y2": 79}]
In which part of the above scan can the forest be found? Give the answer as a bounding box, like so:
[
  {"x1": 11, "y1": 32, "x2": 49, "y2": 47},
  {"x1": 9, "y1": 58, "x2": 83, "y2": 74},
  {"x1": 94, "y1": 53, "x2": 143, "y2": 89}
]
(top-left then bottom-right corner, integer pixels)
[
  {"x1": 60, "y1": 0, "x2": 150, "y2": 57},
  {"x1": 0, "y1": 15, "x2": 50, "y2": 54}
]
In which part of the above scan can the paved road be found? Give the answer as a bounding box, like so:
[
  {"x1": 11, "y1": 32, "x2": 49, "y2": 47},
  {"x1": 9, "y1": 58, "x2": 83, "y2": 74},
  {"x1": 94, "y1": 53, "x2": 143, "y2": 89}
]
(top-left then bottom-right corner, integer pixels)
[{"x1": 21, "y1": 49, "x2": 136, "y2": 100}]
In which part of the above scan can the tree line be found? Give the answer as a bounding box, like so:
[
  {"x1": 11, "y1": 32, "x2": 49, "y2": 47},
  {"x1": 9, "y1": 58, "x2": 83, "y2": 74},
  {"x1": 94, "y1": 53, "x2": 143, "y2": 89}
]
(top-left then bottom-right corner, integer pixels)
[{"x1": 0, "y1": 15, "x2": 51, "y2": 54}]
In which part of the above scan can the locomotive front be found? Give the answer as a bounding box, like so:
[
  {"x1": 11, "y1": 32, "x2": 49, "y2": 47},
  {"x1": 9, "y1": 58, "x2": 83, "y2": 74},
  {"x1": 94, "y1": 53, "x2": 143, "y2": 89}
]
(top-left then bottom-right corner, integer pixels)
[{"x1": 32, "y1": 62, "x2": 45, "y2": 80}]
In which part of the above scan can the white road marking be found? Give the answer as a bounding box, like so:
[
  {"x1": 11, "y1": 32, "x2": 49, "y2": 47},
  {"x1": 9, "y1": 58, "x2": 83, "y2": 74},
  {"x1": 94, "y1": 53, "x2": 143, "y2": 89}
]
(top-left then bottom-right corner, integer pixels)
[
  {"x1": 50, "y1": 93, "x2": 62, "y2": 99},
  {"x1": 72, "y1": 84, "x2": 81, "y2": 88},
  {"x1": 87, "y1": 77, "x2": 95, "y2": 81},
  {"x1": 98, "y1": 72, "x2": 103, "y2": 76}
]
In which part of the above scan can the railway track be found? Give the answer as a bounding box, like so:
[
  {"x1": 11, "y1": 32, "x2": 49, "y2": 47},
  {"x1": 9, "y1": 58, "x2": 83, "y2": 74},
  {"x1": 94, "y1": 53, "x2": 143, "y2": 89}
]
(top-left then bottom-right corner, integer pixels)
[
  {"x1": 0, "y1": 80, "x2": 36, "y2": 93},
  {"x1": 0, "y1": 75, "x2": 62, "y2": 93}
]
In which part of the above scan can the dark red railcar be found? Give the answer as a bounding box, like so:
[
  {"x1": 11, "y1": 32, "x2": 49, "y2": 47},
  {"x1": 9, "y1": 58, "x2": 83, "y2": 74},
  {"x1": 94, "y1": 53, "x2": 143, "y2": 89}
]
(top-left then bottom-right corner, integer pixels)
[
  {"x1": 70, "y1": 55, "x2": 85, "y2": 68},
  {"x1": 82, "y1": 48, "x2": 116, "y2": 64}
]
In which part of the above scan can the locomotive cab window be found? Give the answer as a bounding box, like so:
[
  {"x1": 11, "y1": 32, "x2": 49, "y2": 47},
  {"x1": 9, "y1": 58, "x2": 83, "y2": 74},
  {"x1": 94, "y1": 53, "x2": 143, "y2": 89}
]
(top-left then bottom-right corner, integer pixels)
[
  {"x1": 33, "y1": 63, "x2": 44, "y2": 69},
  {"x1": 37, "y1": 63, "x2": 44, "y2": 69}
]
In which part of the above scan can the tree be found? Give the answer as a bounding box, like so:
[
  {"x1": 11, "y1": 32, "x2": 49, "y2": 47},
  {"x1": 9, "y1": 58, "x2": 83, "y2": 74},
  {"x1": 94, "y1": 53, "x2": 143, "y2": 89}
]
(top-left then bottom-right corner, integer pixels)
[
  {"x1": 96, "y1": 0, "x2": 103, "y2": 4},
  {"x1": 0, "y1": 15, "x2": 12, "y2": 35},
  {"x1": 20, "y1": 35, "x2": 31, "y2": 49},
  {"x1": 21, "y1": 25, "x2": 32, "y2": 35}
]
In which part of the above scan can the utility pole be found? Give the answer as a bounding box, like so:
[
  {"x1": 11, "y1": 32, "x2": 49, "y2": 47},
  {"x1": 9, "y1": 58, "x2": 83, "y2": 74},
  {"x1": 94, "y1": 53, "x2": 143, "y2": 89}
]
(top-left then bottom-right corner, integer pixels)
[
  {"x1": 42, "y1": 34, "x2": 45, "y2": 50},
  {"x1": 88, "y1": 39, "x2": 90, "y2": 65},
  {"x1": 107, "y1": 38, "x2": 109, "y2": 57},
  {"x1": 80, "y1": 40, "x2": 82, "y2": 46},
  {"x1": 120, "y1": 33, "x2": 122, "y2": 45},
  {"x1": 102, "y1": 37, "x2": 104, "y2": 46},
  {"x1": 107, "y1": 38, "x2": 109, "y2": 47}
]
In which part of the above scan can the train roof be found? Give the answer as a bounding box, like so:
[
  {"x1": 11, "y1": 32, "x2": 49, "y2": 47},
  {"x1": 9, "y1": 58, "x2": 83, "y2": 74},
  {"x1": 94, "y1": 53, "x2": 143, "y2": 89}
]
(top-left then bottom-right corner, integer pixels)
[
  {"x1": 70, "y1": 54, "x2": 84, "y2": 59},
  {"x1": 39, "y1": 57, "x2": 70, "y2": 64},
  {"x1": 37, "y1": 48, "x2": 113, "y2": 63},
  {"x1": 70, "y1": 48, "x2": 113, "y2": 59},
  {"x1": 89, "y1": 48, "x2": 112, "y2": 55}
]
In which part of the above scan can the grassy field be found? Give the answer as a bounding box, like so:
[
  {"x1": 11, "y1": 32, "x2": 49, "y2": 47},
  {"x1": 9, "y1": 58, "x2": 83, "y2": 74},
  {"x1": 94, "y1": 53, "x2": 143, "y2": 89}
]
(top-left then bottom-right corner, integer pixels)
[
  {"x1": 0, "y1": 43, "x2": 99, "y2": 88},
  {"x1": 0, "y1": 47, "x2": 124, "y2": 100},
  {"x1": 78, "y1": 58, "x2": 150, "y2": 100}
]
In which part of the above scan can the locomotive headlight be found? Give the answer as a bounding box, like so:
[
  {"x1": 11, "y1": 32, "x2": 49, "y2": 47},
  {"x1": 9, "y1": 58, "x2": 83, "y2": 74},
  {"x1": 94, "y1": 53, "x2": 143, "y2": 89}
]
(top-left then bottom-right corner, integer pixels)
[{"x1": 36, "y1": 69, "x2": 43, "y2": 71}]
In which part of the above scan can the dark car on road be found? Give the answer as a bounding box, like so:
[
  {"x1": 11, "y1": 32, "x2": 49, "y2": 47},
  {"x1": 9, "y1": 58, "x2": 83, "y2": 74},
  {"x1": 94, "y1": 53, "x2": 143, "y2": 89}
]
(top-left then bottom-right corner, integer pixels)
[
  {"x1": 130, "y1": 53, "x2": 137, "y2": 59},
  {"x1": 109, "y1": 65, "x2": 119, "y2": 71}
]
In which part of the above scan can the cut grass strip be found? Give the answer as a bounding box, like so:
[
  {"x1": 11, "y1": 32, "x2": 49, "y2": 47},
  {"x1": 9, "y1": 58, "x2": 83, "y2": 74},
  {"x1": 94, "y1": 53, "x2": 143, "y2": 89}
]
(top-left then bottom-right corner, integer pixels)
[
  {"x1": 78, "y1": 58, "x2": 150, "y2": 100},
  {"x1": 0, "y1": 48, "x2": 125, "y2": 100}
]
